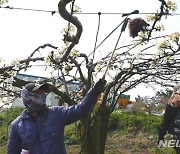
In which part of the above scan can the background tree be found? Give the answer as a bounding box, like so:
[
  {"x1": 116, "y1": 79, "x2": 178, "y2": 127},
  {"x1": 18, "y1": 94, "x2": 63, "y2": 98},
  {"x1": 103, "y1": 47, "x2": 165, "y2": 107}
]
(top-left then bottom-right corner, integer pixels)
[
  {"x1": 154, "y1": 88, "x2": 173, "y2": 110},
  {"x1": 0, "y1": 0, "x2": 179, "y2": 153},
  {"x1": 134, "y1": 96, "x2": 157, "y2": 114},
  {"x1": 134, "y1": 88, "x2": 172, "y2": 114}
]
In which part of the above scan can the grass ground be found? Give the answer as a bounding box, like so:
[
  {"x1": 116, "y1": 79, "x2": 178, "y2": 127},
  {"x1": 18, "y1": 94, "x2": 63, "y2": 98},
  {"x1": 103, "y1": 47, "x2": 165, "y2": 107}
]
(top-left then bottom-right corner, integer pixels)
[
  {"x1": 105, "y1": 131, "x2": 176, "y2": 154},
  {"x1": 65, "y1": 131, "x2": 176, "y2": 154},
  {"x1": 66, "y1": 131, "x2": 176, "y2": 154},
  {"x1": 0, "y1": 130, "x2": 176, "y2": 154}
]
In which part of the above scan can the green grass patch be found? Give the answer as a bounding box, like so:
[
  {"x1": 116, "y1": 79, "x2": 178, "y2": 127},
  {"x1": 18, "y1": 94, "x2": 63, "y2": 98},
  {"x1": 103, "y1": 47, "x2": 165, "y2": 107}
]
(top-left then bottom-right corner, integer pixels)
[
  {"x1": 150, "y1": 147, "x2": 176, "y2": 154},
  {"x1": 64, "y1": 123, "x2": 79, "y2": 145},
  {"x1": 108, "y1": 109, "x2": 162, "y2": 135}
]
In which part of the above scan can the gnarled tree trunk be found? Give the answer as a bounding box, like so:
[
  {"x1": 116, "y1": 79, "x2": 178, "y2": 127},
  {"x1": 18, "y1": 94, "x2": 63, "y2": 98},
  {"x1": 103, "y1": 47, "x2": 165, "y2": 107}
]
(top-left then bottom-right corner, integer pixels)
[{"x1": 80, "y1": 106, "x2": 111, "y2": 154}]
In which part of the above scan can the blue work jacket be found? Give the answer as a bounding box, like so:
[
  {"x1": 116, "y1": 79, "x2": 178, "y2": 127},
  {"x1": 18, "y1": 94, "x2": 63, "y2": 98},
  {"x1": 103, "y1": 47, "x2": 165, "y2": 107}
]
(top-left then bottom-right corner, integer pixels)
[{"x1": 8, "y1": 89, "x2": 98, "y2": 154}]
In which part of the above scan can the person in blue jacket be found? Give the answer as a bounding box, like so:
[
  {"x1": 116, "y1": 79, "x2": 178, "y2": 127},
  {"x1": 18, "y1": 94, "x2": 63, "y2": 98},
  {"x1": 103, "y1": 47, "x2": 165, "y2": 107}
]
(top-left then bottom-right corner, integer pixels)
[{"x1": 7, "y1": 78, "x2": 106, "y2": 154}]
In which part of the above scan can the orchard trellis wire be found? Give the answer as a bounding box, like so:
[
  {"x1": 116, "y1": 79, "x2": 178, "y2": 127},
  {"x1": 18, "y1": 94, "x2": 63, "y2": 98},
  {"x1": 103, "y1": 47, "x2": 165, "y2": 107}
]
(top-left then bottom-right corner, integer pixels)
[{"x1": 1, "y1": 5, "x2": 180, "y2": 15}]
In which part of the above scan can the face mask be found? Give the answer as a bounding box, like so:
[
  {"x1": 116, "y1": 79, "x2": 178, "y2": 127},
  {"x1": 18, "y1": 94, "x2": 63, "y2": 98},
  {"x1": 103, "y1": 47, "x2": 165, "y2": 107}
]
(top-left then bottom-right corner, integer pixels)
[
  {"x1": 29, "y1": 92, "x2": 47, "y2": 105},
  {"x1": 21, "y1": 88, "x2": 47, "y2": 112}
]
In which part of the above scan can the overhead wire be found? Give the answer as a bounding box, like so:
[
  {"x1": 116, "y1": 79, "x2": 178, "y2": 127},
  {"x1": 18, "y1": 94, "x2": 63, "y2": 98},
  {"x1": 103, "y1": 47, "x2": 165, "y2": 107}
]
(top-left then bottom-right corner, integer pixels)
[
  {"x1": 1, "y1": 6, "x2": 180, "y2": 15},
  {"x1": 0, "y1": 6, "x2": 57, "y2": 15}
]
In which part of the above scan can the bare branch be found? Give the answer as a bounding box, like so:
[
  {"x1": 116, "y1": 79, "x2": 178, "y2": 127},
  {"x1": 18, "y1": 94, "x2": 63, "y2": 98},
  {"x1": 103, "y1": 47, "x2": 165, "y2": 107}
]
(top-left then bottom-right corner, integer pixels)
[
  {"x1": 29, "y1": 43, "x2": 58, "y2": 57},
  {"x1": 58, "y1": 0, "x2": 83, "y2": 63}
]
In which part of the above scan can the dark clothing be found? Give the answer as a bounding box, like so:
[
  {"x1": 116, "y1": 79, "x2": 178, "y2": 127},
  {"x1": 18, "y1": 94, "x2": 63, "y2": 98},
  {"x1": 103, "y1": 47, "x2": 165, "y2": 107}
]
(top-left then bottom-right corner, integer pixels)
[
  {"x1": 158, "y1": 104, "x2": 180, "y2": 139},
  {"x1": 8, "y1": 88, "x2": 98, "y2": 154},
  {"x1": 159, "y1": 104, "x2": 180, "y2": 154}
]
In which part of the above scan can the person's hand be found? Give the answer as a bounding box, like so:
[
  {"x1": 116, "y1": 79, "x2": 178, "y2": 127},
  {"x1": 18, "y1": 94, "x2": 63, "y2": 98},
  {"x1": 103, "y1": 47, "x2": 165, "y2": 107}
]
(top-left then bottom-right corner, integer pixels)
[{"x1": 93, "y1": 78, "x2": 107, "y2": 95}]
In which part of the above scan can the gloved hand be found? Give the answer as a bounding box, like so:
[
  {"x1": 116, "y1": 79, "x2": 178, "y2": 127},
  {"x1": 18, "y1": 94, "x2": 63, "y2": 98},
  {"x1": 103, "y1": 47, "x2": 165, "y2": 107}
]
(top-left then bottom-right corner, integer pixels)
[{"x1": 93, "y1": 78, "x2": 107, "y2": 95}]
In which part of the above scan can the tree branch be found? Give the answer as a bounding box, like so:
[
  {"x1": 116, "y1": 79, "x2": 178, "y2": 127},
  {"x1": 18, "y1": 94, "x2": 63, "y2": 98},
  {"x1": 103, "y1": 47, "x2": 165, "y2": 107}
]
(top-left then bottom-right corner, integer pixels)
[{"x1": 58, "y1": 0, "x2": 83, "y2": 63}]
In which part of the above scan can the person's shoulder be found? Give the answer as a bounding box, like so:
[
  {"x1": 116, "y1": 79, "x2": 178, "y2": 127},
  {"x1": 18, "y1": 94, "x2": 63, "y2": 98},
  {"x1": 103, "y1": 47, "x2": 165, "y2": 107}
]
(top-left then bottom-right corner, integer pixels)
[
  {"x1": 11, "y1": 110, "x2": 27, "y2": 124},
  {"x1": 11, "y1": 114, "x2": 22, "y2": 126}
]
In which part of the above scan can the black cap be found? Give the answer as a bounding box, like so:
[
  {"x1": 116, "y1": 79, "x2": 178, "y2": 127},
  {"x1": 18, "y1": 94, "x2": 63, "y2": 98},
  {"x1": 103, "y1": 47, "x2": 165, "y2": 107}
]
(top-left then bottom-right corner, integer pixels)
[{"x1": 25, "y1": 83, "x2": 49, "y2": 92}]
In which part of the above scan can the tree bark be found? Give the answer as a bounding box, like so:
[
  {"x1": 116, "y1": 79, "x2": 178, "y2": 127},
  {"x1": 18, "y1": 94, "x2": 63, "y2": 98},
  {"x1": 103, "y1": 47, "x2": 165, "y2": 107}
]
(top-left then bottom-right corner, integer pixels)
[{"x1": 80, "y1": 106, "x2": 111, "y2": 154}]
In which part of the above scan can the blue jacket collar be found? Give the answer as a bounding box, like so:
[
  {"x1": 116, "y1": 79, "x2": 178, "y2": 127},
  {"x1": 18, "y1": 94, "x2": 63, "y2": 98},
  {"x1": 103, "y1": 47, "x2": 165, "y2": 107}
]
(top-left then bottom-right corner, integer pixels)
[{"x1": 20, "y1": 108, "x2": 48, "y2": 120}]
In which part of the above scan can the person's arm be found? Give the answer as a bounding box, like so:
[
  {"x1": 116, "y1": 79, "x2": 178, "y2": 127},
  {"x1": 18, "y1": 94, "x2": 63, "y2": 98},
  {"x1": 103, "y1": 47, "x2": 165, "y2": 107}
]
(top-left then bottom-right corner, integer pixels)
[
  {"x1": 158, "y1": 104, "x2": 177, "y2": 140},
  {"x1": 8, "y1": 121, "x2": 22, "y2": 154},
  {"x1": 62, "y1": 78, "x2": 106, "y2": 125}
]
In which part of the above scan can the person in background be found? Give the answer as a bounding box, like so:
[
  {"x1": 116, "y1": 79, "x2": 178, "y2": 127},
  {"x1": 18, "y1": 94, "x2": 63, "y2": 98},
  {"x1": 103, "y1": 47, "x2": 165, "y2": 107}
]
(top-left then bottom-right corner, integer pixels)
[
  {"x1": 8, "y1": 78, "x2": 106, "y2": 154},
  {"x1": 158, "y1": 84, "x2": 180, "y2": 154}
]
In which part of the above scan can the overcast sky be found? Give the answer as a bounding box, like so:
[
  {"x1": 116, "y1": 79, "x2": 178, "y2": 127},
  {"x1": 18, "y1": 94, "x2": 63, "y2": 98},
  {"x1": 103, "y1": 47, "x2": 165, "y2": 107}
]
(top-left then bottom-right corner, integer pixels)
[
  {"x1": 0, "y1": 0, "x2": 180, "y2": 99},
  {"x1": 1, "y1": 0, "x2": 179, "y2": 61}
]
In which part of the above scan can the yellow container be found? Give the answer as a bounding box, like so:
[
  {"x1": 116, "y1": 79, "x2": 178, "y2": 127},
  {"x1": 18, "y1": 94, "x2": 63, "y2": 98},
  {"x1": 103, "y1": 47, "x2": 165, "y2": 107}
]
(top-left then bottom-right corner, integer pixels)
[
  {"x1": 118, "y1": 98, "x2": 129, "y2": 109},
  {"x1": 117, "y1": 94, "x2": 130, "y2": 109}
]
